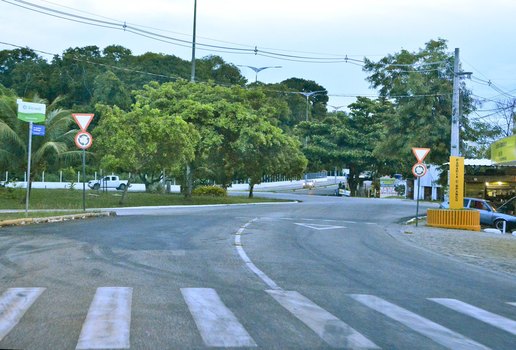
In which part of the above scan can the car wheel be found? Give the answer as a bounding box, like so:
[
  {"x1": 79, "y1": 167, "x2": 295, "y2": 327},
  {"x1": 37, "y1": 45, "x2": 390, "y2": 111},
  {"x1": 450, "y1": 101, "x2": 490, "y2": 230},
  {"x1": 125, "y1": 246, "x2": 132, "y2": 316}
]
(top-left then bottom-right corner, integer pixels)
[
  {"x1": 118, "y1": 184, "x2": 127, "y2": 191},
  {"x1": 93, "y1": 183, "x2": 100, "y2": 190},
  {"x1": 494, "y1": 219, "x2": 507, "y2": 231}
]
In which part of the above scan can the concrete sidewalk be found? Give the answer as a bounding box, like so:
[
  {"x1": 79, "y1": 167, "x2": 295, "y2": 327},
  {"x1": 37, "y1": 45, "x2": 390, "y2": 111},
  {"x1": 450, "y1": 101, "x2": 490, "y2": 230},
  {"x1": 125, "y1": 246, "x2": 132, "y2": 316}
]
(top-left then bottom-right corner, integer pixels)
[{"x1": 387, "y1": 222, "x2": 516, "y2": 276}]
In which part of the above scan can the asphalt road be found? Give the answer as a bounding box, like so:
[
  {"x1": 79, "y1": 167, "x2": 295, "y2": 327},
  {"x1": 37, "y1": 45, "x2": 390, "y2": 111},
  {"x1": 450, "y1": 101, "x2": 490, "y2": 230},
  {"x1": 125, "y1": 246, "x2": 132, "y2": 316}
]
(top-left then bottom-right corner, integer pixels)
[{"x1": 0, "y1": 194, "x2": 514, "y2": 349}]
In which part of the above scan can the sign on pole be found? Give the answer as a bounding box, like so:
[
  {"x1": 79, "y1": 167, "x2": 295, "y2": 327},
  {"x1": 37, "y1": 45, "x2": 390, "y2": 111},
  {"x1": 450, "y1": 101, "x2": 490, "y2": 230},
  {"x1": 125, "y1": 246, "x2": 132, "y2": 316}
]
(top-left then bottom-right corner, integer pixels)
[
  {"x1": 412, "y1": 163, "x2": 427, "y2": 178},
  {"x1": 412, "y1": 147, "x2": 431, "y2": 163},
  {"x1": 72, "y1": 113, "x2": 94, "y2": 131},
  {"x1": 17, "y1": 100, "x2": 46, "y2": 216},
  {"x1": 75, "y1": 131, "x2": 93, "y2": 149},
  {"x1": 449, "y1": 156, "x2": 464, "y2": 209},
  {"x1": 72, "y1": 113, "x2": 94, "y2": 212},
  {"x1": 17, "y1": 100, "x2": 46, "y2": 123},
  {"x1": 32, "y1": 124, "x2": 46, "y2": 136}
]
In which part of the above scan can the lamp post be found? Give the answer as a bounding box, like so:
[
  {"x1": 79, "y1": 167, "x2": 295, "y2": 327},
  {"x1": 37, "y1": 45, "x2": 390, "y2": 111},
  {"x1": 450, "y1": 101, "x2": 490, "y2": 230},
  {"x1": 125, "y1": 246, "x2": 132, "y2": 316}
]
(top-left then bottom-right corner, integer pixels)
[
  {"x1": 290, "y1": 90, "x2": 326, "y2": 146},
  {"x1": 291, "y1": 90, "x2": 326, "y2": 122},
  {"x1": 328, "y1": 105, "x2": 345, "y2": 113},
  {"x1": 190, "y1": 0, "x2": 197, "y2": 82},
  {"x1": 238, "y1": 65, "x2": 282, "y2": 83}
]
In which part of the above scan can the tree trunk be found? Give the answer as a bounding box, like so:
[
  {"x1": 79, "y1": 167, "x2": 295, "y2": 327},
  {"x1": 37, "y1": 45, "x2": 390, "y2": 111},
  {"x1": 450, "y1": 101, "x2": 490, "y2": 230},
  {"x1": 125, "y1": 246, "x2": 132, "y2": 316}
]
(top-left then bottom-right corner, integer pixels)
[
  {"x1": 248, "y1": 183, "x2": 254, "y2": 198},
  {"x1": 119, "y1": 177, "x2": 131, "y2": 205},
  {"x1": 184, "y1": 164, "x2": 193, "y2": 198}
]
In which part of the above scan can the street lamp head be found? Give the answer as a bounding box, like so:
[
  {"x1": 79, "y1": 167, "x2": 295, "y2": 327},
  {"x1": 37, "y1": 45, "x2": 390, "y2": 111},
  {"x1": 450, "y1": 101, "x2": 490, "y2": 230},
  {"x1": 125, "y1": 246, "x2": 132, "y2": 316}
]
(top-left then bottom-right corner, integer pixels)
[{"x1": 238, "y1": 65, "x2": 282, "y2": 82}]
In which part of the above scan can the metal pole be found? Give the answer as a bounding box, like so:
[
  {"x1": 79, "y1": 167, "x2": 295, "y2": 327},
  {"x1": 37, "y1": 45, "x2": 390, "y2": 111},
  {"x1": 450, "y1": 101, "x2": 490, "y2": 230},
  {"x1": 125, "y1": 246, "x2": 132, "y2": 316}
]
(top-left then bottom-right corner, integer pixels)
[
  {"x1": 82, "y1": 148, "x2": 86, "y2": 211},
  {"x1": 451, "y1": 48, "x2": 460, "y2": 156},
  {"x1": 190, "y1": 0, "x2": 197, "y2": 82},
  {"x1": 25, "y1": 122, "x2": 33, "y2": 216},
  {"x1": 416, "y1": 176, "x2": 421, "y2": 227}
]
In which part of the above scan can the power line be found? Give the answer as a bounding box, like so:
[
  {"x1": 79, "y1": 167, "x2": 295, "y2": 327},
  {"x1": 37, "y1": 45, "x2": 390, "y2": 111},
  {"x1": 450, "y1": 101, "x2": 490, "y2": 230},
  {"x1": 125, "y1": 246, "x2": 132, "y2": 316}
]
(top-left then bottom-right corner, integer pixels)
[{"x1": 1, "y1": 0, "x2": 364, "y2": 64}]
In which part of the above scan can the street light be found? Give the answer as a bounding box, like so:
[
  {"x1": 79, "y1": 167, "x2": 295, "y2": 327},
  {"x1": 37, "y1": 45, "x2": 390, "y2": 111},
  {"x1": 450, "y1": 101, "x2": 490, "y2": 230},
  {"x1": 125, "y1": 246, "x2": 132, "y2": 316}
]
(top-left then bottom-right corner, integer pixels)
[
  {"x1": 328, "y1": 105, "x2": 346, "y2": 113},
  {"x1": 238, "y1": 65, "x2": 282, "y2": 83},
  {"x1": 289, "y1": 90, "x2": 326, "y2": 147},
  {"x1": 290, "y1": 90, "x2": 327, "y2": 121}
]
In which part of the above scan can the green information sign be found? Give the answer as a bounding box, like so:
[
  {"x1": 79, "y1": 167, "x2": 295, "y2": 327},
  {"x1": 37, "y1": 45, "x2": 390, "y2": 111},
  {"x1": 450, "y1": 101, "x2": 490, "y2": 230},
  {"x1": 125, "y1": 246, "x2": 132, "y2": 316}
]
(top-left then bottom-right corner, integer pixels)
[{"x1": 17, "y1": 100, "x2": 46, "y2": 123}]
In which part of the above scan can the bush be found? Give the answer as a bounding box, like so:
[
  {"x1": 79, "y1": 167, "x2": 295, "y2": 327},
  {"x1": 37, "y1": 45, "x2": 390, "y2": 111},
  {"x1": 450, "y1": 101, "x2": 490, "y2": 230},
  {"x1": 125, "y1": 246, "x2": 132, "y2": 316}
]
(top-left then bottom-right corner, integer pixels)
[{"x1": 192, "y1": 186, "x2": 227, "y2": 197}]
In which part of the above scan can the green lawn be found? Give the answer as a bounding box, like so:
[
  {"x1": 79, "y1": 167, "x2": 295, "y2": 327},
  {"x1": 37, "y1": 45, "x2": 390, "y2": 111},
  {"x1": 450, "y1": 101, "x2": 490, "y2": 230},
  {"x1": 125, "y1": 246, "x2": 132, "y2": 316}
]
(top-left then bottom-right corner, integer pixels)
[{"x1": 0, "y1": 188, "x2": 284, "y2": 212}]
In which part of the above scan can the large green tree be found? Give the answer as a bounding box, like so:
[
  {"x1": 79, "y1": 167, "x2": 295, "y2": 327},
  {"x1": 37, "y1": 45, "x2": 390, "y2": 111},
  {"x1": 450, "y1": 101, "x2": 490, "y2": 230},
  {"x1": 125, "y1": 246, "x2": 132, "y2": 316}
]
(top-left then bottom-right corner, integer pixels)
[
  {"x1": 134, "y1": 80, "x2": 306, "y2": 196},
  {"x1": 363, "y1": 39, "x2": 493, "y2": 175},
  {"x1": 94, "y1": 104, "x2": 199, "y2": 199},
  {"x1": 296, "y1": 97, "x2": 390, "y2": 195}
]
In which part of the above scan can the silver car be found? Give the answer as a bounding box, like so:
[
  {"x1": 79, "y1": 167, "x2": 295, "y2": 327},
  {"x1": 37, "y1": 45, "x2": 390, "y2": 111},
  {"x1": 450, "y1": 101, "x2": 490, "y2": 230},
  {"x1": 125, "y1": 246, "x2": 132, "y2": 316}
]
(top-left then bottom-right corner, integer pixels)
[{"x1": 440, "y1": 197, "x2": 516, "y2": 232}]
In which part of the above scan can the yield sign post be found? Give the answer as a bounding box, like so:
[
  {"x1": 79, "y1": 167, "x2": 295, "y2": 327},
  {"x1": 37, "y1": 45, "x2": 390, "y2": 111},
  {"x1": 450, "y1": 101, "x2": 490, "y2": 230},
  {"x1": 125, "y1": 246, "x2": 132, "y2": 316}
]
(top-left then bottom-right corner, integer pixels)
[
  {"x1": 411, "y1": 148, "x2": 430, "y2": 227},
  {"x1": 72, "y1": 113, "x2": 95, "y2": 212},
  {"x1": 73, "y1": 113, "x2": 94, "y2": 131},
  {"x1": 412, "y1": 147, "x2": 430, "y2": 163}
]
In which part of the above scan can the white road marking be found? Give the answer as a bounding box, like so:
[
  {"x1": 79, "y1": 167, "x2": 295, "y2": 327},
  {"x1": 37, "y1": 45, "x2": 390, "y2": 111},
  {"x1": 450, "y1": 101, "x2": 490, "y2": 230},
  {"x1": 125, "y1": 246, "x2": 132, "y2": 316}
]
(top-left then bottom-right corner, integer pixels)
[
  {"x1": 350, "y1": 294, "x2": 490, "y2": 350},
  {"x1": 181, "y1": 288, "x2": 257, "y2": 347},
  {"x1": 76, "y1": 287, "x2": 132, "y2": 349},
  {"x1": 0, "y1": 288, "x2": 45, "y2": 341},
  {"x1": 267, "y1": 290, "x2": 379, "y2": 349},
  {"x1": 508, "y1": 302, "x2": 516, "y2": 307},
  {"x1": 294, "y1": 223, "x2": 346, "y2": 230},
  {"x1": 430, "y1": 298, "x2": 516, "y2": 335},
  {"x1": 234, "y1": 219, "x2": 281, "y2": 290}
]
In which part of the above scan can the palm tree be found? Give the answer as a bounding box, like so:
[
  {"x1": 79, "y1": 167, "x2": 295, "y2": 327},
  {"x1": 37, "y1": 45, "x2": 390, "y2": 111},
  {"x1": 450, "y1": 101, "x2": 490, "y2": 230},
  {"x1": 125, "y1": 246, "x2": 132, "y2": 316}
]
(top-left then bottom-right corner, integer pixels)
[{"x1": 0, "y1": 91, "x2": 83, "y2": 195}]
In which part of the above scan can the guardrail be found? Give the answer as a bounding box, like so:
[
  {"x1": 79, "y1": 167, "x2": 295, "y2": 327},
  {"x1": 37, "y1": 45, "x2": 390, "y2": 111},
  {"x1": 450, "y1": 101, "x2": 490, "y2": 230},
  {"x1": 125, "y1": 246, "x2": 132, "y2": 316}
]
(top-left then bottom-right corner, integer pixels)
[{"x1": 427, "y1": 209, "x2": 481, "y2": 231}]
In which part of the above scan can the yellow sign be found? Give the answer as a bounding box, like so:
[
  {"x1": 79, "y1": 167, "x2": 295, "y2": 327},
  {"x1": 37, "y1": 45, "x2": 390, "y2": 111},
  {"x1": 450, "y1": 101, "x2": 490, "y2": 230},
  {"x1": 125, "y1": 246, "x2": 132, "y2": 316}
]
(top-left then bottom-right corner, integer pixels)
[
  {"x1": 491, "y1": 135, "x2": 516, "y2": 164},
  {"x1": 449, "y1": 156, "x2": 464, "y2": 209}
]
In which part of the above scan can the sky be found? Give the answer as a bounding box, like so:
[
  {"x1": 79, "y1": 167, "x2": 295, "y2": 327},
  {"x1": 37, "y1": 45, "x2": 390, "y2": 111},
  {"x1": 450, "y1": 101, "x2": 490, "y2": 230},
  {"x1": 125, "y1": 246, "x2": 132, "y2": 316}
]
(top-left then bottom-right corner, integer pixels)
[{"x1": 1, "y1": 0, "x2": 515, "y2": 127}]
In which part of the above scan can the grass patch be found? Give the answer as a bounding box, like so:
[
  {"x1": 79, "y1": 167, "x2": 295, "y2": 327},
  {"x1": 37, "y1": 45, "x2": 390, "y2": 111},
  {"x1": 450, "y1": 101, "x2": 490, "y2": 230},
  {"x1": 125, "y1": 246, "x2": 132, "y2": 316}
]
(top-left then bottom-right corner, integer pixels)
[{"x1": 0, "y1": 188, "x2": 286, "y2": 211}]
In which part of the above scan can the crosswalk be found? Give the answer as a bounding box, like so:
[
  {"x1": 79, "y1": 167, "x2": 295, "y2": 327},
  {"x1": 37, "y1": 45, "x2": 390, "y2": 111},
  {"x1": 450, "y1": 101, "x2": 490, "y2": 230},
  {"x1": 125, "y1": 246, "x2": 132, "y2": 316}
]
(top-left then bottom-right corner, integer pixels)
[{"x1": 0, "y1": 287, "x2": 514, "y2": 349}]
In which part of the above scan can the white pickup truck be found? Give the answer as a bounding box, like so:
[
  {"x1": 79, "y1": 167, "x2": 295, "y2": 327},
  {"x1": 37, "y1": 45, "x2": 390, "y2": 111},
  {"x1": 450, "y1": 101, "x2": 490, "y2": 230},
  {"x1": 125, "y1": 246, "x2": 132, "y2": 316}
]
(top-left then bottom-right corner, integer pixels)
[{"x1": 88, "y1": 175, "x2": 130, "y2": 190}]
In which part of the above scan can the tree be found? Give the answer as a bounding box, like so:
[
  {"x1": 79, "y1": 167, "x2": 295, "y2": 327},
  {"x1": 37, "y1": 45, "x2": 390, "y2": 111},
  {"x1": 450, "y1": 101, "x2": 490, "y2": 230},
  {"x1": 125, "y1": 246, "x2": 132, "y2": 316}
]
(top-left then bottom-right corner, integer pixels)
[
  {"x1": 0, "y1": 47, "x2": 50, "y2": 99},
  {"x1": 363, "y1": 39, "x2": 485, "y2": 175},
  {"x1": 0, "y1": 90, "x2": 81, "y2": 195},
  {"x1": 494, "y1": 98, "x2": 516, "y2": 137},
  {"x1": 92, "y1": 70, "x2": 132, "y2": 111},
  {"x1": 93, "y1": 104, "x2": 199, "y2": 201},
  {"x1": 133, "y1": 80, "x2": 305, "y2": 196},
  {"x1": 295, "y1": 97, "x2": 390, "y2": 196},
  {"x1": 236, "y1": 121, "x2": 306, "y2": 197},
  {"x1": 280, "y1": 78, "x2": 328, "y2": 121}
]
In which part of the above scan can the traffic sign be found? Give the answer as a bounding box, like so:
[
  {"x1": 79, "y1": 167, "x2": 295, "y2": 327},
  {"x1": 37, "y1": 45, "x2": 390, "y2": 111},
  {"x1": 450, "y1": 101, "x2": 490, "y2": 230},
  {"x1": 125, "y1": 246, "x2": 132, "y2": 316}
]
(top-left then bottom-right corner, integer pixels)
[
  {"x1": 72, "y1": 113, "x2": 94, "y2": 131},
  {"x1": 32, "y1": 124, "x2": 45, "y2": 136},
  {"x1": 75, "y1": 131, "x2": 93, "y2": 149},
  {"x1": 412, "y1": 163, "x2": 427, "y2": 177},
  {"x1": 412, "y1": 148, "x2": 430, "y2": 163}
]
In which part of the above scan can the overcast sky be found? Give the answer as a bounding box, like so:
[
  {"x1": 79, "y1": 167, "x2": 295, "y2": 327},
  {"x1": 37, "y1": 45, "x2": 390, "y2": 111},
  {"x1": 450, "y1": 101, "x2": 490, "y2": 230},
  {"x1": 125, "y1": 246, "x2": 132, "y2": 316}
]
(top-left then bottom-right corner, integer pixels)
[{"x1": 1, "y1": 0, "x2": 515, "y2": 124}]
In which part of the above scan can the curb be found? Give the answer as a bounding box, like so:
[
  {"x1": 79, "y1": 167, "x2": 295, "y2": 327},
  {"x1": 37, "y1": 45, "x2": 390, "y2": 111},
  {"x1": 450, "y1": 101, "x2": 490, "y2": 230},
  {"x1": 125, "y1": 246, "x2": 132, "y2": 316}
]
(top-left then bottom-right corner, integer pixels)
[{"x1": 0, "y1": 211, "x2": 116, "y2": 228}]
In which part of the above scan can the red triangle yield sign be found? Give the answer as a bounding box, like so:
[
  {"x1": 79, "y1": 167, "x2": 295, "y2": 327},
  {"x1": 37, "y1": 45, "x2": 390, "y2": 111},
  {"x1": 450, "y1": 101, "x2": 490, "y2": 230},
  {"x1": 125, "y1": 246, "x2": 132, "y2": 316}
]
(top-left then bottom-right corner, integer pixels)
[
  {"x1": 412, "y1": 148, "x2": 430, "y2": 163},
  {"x1": 72, "y1": 113, "x2": 94, "y2": 131}
]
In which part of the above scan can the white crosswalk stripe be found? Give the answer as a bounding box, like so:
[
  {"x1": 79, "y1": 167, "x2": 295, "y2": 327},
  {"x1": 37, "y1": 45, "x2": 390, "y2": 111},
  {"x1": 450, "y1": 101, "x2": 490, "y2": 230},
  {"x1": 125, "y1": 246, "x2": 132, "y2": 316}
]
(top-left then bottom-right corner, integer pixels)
[
  {"x1": 0, "y1": 288, "x2": 45, "y2": 341},
  {"x1": 429, "y1": 298, "x2": 516, "y2": 335},
  {"x1": 76, "y1": 287, "x2": 133, "y2": 350},
  {"x1": 181, "y1": 288, "x2": 257, "y2": 347},
  {"x1": 349, "y1": 294, "x2": 491, "y2": 350},
  {"x1": 267, "y1": 289, "x2": 379, "y2": 349},
  {"x1": 2, "y1": 286, "x2": 516, "y2": 349}
]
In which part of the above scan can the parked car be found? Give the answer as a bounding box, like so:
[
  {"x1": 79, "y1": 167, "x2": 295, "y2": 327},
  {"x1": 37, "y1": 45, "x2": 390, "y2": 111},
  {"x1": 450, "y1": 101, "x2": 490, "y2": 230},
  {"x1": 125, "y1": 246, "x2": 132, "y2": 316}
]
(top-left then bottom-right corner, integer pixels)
[
  {"x1": 439, "y1": 197, "x2": 516, "y2": 232},
  {"x1": 497, "y1": 196, "x2": 515, "y2": 216},
  {"x1": 88, "y1": 175, "x2": 130, "y2": 191}
]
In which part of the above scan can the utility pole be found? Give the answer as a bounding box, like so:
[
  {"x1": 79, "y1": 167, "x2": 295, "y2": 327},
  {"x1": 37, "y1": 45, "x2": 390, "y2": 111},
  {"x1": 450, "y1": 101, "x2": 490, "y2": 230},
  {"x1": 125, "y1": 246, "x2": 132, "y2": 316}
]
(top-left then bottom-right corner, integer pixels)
[
  {"x1": 451, "y1": 48, "x2": 460, "y2": 156},
  {"x1": 190, "y1": 0, "x2": 197, "y2": 82}
]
